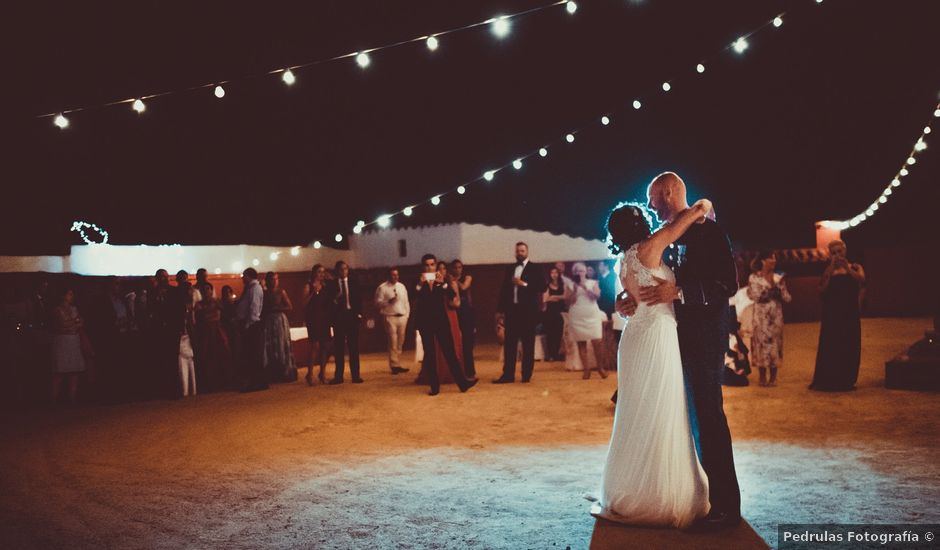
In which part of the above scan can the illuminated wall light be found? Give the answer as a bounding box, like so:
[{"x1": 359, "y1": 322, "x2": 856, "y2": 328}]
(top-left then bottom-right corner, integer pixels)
[
  {"x1": 566, "y1": 1, "x2": 578, "y2": 15},
  {"x1": 334, "y1": 233, "x2": 344, "y2": 243},
  {"x1": 733, "y1": 37, "x2": 749, "y2": 54},
  {"x1": 214, "y1": 85, "x2": 225, "y2": 98},
  {"x1": 132, "y1": 99, "x2": 146, "y2": 113},
  {"x1": 269, "y1": 252, "x2": 279, "y2": 261},
  {"x1": 457, "y1": 185, "x2": 466, "y2": 195},
  {"x1": 773, "y1": 16, "x2": 783, "y2": 28},
  {"x1": 601, "y1": 116, "x2": 610, "y2": 125},
  {"x1": 426, "y1": 35, "x2": 439, "y2": 51},
  {"x1": 252, "y1": 258, "x2": 260, "y2": 266},
  {"x1": 566, "y1": 133, "x2": 575, "y2": 143},
  {"x1": 313, "y1": 241, "x2": 322, "y2": 249},
  {"x1": 290, "y1": 246, "x2": 300, "y2": 256},
  {"x1": 403, "y1": 206, "x2": 414, "y2": 216},
  {"x1": 662, "y1": 82, "x2": 671, "y2": 92},
  {"x1": 696, "y1": 63, "x2": 705, "y2": 74},
  {"x1": 431, "y1": 195, "x2": 441, "y2": 206},
  {"x1": 282, "y1": 69, "x2": 296, "y2": 85},
  {"x1": 539, "y1": 148, "x2": 548, "y2": 157},
  {"x1": 491, "y1": 16, "x2": 511, "y2": 38},
  {"x1": 356, "y1": 52, "x2": 371, "y2": 68},
  {"x1": 54, "y1": 114, "x2": 69, "y2": 129},
  {"x1": 484, "y1": 170, "x2": 495, "y2": 181},
  {"x1": 633, "y1": 100, "x2": 642, "y2": 110},
  {"x1": 512, "y1": 158, "x2": 523, "y2": 170}
]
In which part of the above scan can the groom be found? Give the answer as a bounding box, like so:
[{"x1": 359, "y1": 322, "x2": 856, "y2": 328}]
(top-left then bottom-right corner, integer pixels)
[{"x1": 618, "y1": 172, "x2": 741, "y2": 531}]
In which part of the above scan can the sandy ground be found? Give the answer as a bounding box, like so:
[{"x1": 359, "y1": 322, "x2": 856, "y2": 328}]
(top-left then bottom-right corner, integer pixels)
[{"x1": 1, "y1": 318, "x2": 938, "y2": 549}]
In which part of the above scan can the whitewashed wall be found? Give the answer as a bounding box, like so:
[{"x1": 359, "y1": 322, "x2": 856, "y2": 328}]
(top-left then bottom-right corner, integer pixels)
[{"x1": 350, "y1": 224, "x2": 463, "y2": 269}]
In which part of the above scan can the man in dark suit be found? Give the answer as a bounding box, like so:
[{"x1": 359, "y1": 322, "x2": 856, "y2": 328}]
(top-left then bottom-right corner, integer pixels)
[
  {"x1": 494, "y1": 242, "x2": 546, "y2": 383},
  {"x1": 625, "y1": 172, "x2": 741, "y2": 531},
  {"x1": 329, "y1": 260, "x2": 364, "y2": 384},
  {"x1": 414, "y1": 253, "x2": 477, "y2": 396}
]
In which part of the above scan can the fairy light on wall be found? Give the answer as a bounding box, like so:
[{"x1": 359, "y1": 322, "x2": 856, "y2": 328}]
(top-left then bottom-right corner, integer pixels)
[
  {"x1": 71, "y1": 221, "x2": 109, "y2": 245},
  {"x1": 820, "y1": 101, "x2": 937, "y2": 231}
]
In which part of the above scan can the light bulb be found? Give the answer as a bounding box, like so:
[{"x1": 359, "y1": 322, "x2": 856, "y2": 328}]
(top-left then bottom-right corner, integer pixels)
[
  {"x1": 214, "y1": 85, "x2": 225, "y2": 98},
  {"x1": 132, "y1": 99, "x2": 146, "y2": 113},
  {"x1": 513, "y1": 159, "x2": 523, "y2": 170},
  {"x1": 54, "y1": 114, "x2": 69, "y2": 128},
  {"x1": 403, "y1": 206, "x2": 413, "y2": 217},
  {"x1": 378, "y1": 215, "x2": 391, "y2": 228},
  {"x1": 457, "y1": 185, "x2": 466, "y2": 195},
  {"x1": 335, "y1": 234, "x2": 343, "y2": 243},
  {"x1": 313, "y1": 241, "x2": 322, "y2": 249},
  {"x1": 290, "y1": 246, "x2": 300, "y2": 256},
  {"x1": 566, "y1": 1, "x2": 578, "y2": 14},
  {"x1": 539, "y1": 148, "x2": 548, "y2": 157},
  {"x1": 426, "y1": 36, "x2": 439, "y2": 51},
  {"x1": 662, "y1": 82, "x2": 671, "y2": 92},
  {"x1": 431, "y1": 195, "x2": 441, "y2": 206},
  {"x1": 484, "y1": 170, "x2": 495, "y2": 181},
  {"x1": 356, "y1": 52, "x2": 371, "y2": 68},
  {"x1": 282, "y1": 69, "x2": 296, "y2": 85},
  {"x1": 733, "y1": 37, "x2": 749, "y2": 54},
  {"x1": 566, "y1": 133, "x2": 575, "y2": 143},
  {"x1": 696, "y1": 63, "x2": 705, "y2": 74},
  {"x1": 633, "y1": 100, "x2": 641, "y2": 110},
  {"x1": 491, "y1": 16, "x2": 511, "y2": 38},
  {"x1": 773, "y1": 16, "x2": 783, "y2": 27},
  {"x1": 601, "y1": 116, "x2": 610, "y2": 125}
]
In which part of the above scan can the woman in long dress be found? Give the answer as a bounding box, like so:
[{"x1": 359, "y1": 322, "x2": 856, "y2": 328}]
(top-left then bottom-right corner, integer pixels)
[
  {"x1": 416, "y1": 262, "x2": 466, "y2": 385},
  {"x1": 262, "y1": 272, "x2": 296, "y2": 383},
  {"x1": 746, "y1": 251, "x2": 792, "y2": 387},
  {"x1": 593, "y1": 199, "x2": 712, "y2": 529},
  {"x1": 194, "y1": 282, "x2": 233, "y2": 392},
  {"x1": 541, "y1": 267, "x2": 567, "y2": 362},
  {"x1": 51, "y1": 288, "x2": 86, "y2": 405},
  {"x1": 565, "y1": 261, "x2": 607, "y2": 379},
  {"x1": 810, "y1": 239, "x2": 864, "y2": 391}
]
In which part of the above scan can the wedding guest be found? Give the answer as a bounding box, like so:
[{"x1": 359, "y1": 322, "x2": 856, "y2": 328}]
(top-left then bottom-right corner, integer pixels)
[
  {"x1": 565, "y1": 262, "x2": 607, "y2": 379},
  {"x1": 542, "y1": 267, "x2": 567, "y2": 362},
  {"x1": 236, "y1": 268, "x2": 267, "y2": 392},
  {"x1": 96, "y1": 277, "x2": 135, "y2": 401},
  {"x1": 415, "y1": 261, "x2": 468, "y2": 385},
  {"x1": 597, "y1": 261, "x2": 617, "y2": 319},
  {"x1": 50, "y1": 288, "x2": 86, "y2": 405},
  {"x1": 810, "y1": 240, "x2": 865, "y2": 391},
  {"x1": 746, "y1": 251, "x2": 792, "y2": 387},
  {"x1": 554, "y1": 261, "x2": 573, "y2": 287},
  {"x1": 374, "y1": 267, "x2": 410, "y2": 375},
  {"x1": 451, "y1": 259, "x2": 476, "y2": 377},
  {"x1": 586, "y1": 265, "x2": 597, "y2": 280},
  {"x1": 194, "y1": 282, "x2": 232, "y2": 392},
  {"x1": 195, "y1": 268, "x2": 212, "y2": 299},
  {"x1": 329, "y1": 261, "x2": 364, "y2": 384},
  {"x1": 302, "y1": 264, "x2": 333, "y2": 385},
  {"x1": 494, "y1": 242, "x2": 546, "y2": 384},
  {"x1": 414, "y1": 254, "x2": 477, "y2": 396},
  {"x1": 262, "y1": 272, "x2": 296, "y2": 383},
  {"x1": 147, "y1": 269, "x2": 178, "y2": 399}
]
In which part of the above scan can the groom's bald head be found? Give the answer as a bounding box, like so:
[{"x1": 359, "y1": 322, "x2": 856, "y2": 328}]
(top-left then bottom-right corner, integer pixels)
[{"x1": 647, "y1": 171, "x2": 689, "y2": 223}]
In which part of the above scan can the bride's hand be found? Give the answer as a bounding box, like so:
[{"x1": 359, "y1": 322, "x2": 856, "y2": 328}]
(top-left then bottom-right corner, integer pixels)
[{"x1": 692, "y1": 198, "x2": 713, "y2": 223}]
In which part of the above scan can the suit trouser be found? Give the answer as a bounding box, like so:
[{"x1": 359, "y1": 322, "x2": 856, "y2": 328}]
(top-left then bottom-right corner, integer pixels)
[
  {"x1": 457, "y1": 307, "x2": 476, "y2": 377},
  {"x1": 679, "y1": 319, "x2": 742, "y2": 516},
  {"x1": 418, "y1": 325, "x2": 469, "y2": 392},
  {"x1": 333, "y1": 313, "x2": 360, "y2": 381},
  {"x1": 503, "y1": 306, "x2": 536, "y2": 381},
  {"x1": 241, "y1": 322, "x2": 267, "y2": 391},
  {"x1": 382, "y1": 315, "x2": 408, "y2": 369}
]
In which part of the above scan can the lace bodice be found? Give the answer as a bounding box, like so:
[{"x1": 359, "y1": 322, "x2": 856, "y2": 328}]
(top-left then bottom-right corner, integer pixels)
[{"x1": 619, "y1": 244, "x2": 676, "y2": 324}]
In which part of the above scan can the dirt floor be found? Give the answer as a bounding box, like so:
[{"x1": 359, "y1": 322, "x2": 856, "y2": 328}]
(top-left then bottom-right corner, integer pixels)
[{"x1": 1, "y1": 318, "x2": 938, "y2": 549}]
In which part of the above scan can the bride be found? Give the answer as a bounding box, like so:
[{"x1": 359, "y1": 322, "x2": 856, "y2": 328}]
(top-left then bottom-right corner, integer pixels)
[{"x1": 591, "y1": 198, "x2": 713, "y2": 528}]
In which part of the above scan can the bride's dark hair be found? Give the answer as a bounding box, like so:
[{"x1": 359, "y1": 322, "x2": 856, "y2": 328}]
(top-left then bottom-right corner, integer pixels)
[{"x1": 606, "y1": 202, "x2": 653, "y2": 255}]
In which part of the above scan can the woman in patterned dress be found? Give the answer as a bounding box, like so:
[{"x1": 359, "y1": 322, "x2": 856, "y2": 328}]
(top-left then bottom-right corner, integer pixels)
[{"x1": 746, "y1": 251, "x2": 792, "y2": 387}]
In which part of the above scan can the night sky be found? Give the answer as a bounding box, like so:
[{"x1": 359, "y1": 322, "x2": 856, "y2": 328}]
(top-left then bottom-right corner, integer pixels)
[{"x1": 7, "y1": 0, "x2": 939, "y2": 255}]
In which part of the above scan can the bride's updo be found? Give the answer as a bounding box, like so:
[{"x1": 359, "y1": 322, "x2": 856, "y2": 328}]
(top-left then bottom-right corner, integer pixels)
[{"x1": 606, "y1": 202, "x2": 653, "y2": 256}]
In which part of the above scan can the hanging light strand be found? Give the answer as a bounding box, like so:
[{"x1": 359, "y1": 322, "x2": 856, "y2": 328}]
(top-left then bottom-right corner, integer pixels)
[
  {"x1": 37, "y1": 0, "x2": 572, "y2": 121},
  {"x1": 820, "y1": 101, "x2": 938, "y2": 231}
]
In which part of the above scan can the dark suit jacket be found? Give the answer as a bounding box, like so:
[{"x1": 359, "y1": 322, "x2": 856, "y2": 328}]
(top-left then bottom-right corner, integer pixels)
[
  {"x1": 497, "y1": 261, "x2": 547, "y2": 316},
  {"x1": 330, "y1": 277, "x2": 363, "y2": 319},
  {"x1": 413, "y1": 280, "x2": 455, "y2": 330}
]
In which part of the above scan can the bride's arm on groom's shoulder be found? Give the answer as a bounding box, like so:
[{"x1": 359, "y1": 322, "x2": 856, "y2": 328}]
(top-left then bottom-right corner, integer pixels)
[{"x1": 637, "y1": 199, "x2": 711, "y2": 268}]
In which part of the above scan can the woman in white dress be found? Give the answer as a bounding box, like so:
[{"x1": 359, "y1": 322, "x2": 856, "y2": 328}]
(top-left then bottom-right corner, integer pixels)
[
  {"x1": 565, "y1": 262, "x2": 607, "y2": 379},
  {"x1": 592, "y1": 199, "x2": 712, "y2": 529}
]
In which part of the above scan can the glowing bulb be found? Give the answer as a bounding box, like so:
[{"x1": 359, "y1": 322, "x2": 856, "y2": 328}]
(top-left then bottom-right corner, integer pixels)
[
  {"x1": 858, "y1": 214, "x2": 867, "y2": 222},
  {"x1": 334, "y1": 233, "x2": 343, "y2": 243},
  {"x1": 353, "y1": 225, "x2": 363, "y2": 234},
  {"x1": 878, "y1": 196, "x2": 888, "y2": 204},
  {"x1": 290, "y1": 246, "x2": 300, "y2": 256},
  {"x1": 377, "y1": 215, "x2": 391, "y2": 228},
  {"x1": 662, "y1": 82, "x2": 671, "y2": 92},
  {"x1": 934, "y1": 109, "x2": 939, "y2": 117},
  {"x1": 132, "y1": 99, "x2": 146, "y2": 113},
  {"x1": 601, "y1": 116, "x2": 610, "y2": 125},
  {"x1": 849, "y1": 219, "x2": 860, "y2": 227},
  {"x1": 426, "y1": 35, "x2": 439, "y2": 51},
  {"x1": 513, "y1": 159, "x2": 523, "y2": 170},
  {"x1": 773, "y1": 16, "x2": 783, "y2": 27},
  {"x1": 282, "y1": 69, "x2": 296, "y2": 85},
  {"x1": 53, "y1": 114, "x2": 69, "y2": 129},
  {"x1": 866, "y1": 208, "x2": 875, "y2": 216},
  {"x1": 252, "y1": 258, "x2": 260, "y2": 266},
  {"x1": 914, "y1": 139, "x2": 927, "y2": 152},
  {"x1": 457, "y1": 185, "x2": 466, "y2": 195},
  {"x1": 891, "y1": 178, "x2": 901, "y2": 187},
  {"x1": 539, "y1": 148, "x2": 548, "y2": 157},
  {"x1": 484, "y1": 170, "x2": 495, "y2": 181},
  {"x1": 214, "y1": 85, "x2": 225, "y2": 98},
  {"x1": 633, "y1": 100, "x2": 642, "y2": 110},
  {"x1": 906, "y1": 157, "x2": 916, "y2": 165},
  {"x1": 491, "y1": 16, "x2": 510, "y2": 38},
  {"x1": 899, "y1": 168, "x2": 909, "y2": 176},
  {"x1": 431, "y1": 195, "x2": 441, "y2": 206},
  {"x1": 696, "y1": 63, "x2": 705, "y2": 74},
  {"x1": 566, "y1": 133, "x2": 575, "y2": 143},
  {"x1": 884, "y1": 188, "x2": 892, "y2": 196},
  {"x1": 733, "y1": 37, "x2": 749, "y2": 54},
  {"x1": 924, "y1": 126, "x2": 931, "y2": 134},
  {"x1": 566, "y1": 1, "x2": 578, "y2": 14},
  {"x1": 356, "y1": 220, "x2": 365, "y2": 227},
  {"x1": 269, "y1": 252, "x2": 279, "y2": 261},
  {"x1": 356, "y1": 52, "x2": 371, "y2": 68},
  {"x1": 214, "y1": 268, "x2": 222, "y2": 275},
  {"x1": 403, "y1": 206, "x2": 413, "y2": 217},
  {"x1": 313, "y1": 241, "x2": 322, "y2": 249},
  {"x1": 816, "y1": 0, "x2": 823, "y2": 4}
]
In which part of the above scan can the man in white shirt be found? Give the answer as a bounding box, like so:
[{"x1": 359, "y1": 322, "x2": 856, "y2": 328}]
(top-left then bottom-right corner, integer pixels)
[
  {"x1": 236, "y1": 267, "x2": 267, "y2": 392},
  {"x1": 374, "y1": 267, "x2": 410, "y2": 374}
]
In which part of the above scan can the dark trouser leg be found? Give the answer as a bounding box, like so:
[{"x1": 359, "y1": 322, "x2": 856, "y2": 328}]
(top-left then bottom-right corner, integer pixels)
[
  {"x1": 545, "y1": 314, "x2": 562, "y2": 358},
  {"x1": 459, "y1": 310, "x2": 476, "y2": 377},
  {"x1": 519, "y1": 316, "x2": 536, "y2": 382},
  {"x1": 347, "y1": 317, "x2": 361, "y2": 380},
  {"x1": 502, "y1": 314, "x2": 520, "y2": 380},
  {"x1": 333, "y1": 324, "x2": 346, "y2": 382},
  {"x1": 434, "y1": 324, "x2": 470, "y2": 389},
  {"x1": 419, "y1": 327, "x2": 440, "y2": 393},
  {"x1": 685, "y1": 349, "x2": 741, "y2": 516}
]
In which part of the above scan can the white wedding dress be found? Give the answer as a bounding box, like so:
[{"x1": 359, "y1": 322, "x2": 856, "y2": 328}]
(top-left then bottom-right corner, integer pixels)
[{"x1": 593, "y1": 244, "x2": 710, "y2": 528}]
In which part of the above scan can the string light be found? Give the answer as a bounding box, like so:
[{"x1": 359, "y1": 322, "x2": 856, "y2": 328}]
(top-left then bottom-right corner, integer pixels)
[
  {"x1": 539, "y1": 148, "x2": 548, "y2": 157},
  {"x1": 353, "y1": 225, "x2": 363, "y2": 234},
  {"x1": 269, "y1": 252, "x2": 280, "y2": 261},
  {"x1": 403, "y1": 206, "x2": 414, "y2": 216},
  {"x1": 313, "y1": 241, "x2": 322, "y2": 249},
  {"x1": 132, "y1": 99, "x2": 146, "y2": 113},
  {"x1": 822, "y1": 101, "x2": 937, "y2": 230},
  {"x1": 377, "y1": 214, "x2": 392, "y2": 228},
  {"x1": 252, "y1": 258, "x2": 260, "y2": 266},
  {"x1": 696, "y1": 63, "x2": 705, "y2": 73},
  {"x1": 773, "y1": 16, "x2": 783, "y2": 28},
  {"x1": 54, "y1": 114, "x2": 69, "y2": 129},
  {"x1": 601, "y1": 116, "x2": 610, "y2": 125},
  {"x1": 633, "y1": 100, "x2": 642, "y2": 109},
  {"x1": 566, "y1": 133, "x2": 575, "y2": 143},
  {"x1": 356, "y1": 52, "x2": 371, "y2": 68},
  {"x1": 431, "y1": 195, "x2": 441, "y2": 206},
  {"x1": 290, "y1": 246, "x2": 301, "y2": 256},
  {"x1": 426, "y1": 35, "x2": 439, "y2": 51},
  {"x1": 566, "y1": 1, "x2": 578, "y2": 15},
  {"x1": 513, "y1": 158, "x2": 523, "y2": 170},
  {"x1": 334, "y1": 233, "x2": 343, "y2": 243},
  {"x1": 457, "y1": 185, "x2": 467, "y2": 194},
  {"x1": 490, "y1": 16, "x2": 511, "y2": 38},
  {"x1": 662, "y1": 82, "x2": 671, "y2": 92},
  {"x1": 214, "y1": 85, "x2": 225, "y2": 98},
  {"x1": 70, "y1": 221, "x2": 109, "y2": 245},
  {"x1": 732, "y1": 37, "x2": 749, "y2": 54},
  {"x1": 484, "y1": 170, "x2": 495, "y2": 181},
  {"x1": 282, "y1": 69, "x2": 296, "y2": 85}
]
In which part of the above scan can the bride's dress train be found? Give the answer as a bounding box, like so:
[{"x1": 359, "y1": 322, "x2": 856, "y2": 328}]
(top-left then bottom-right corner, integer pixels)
[{"x1": 593, "y1": 244, "x2": 709, "y2": 528}]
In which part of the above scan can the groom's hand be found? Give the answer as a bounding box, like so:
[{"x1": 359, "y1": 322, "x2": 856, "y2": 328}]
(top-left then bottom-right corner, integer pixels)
[
  {"x1": 639, "y1": 276, "x2": 679, "y2": 305},
  {"x1": 615, "y1": 293, "x2": 637, "y2": 318}
]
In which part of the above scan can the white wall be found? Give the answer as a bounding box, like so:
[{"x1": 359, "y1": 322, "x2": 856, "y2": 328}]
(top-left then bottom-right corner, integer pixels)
[
  {"x1": 459, "y1": 224, "x2": 610, "y2": 265},
  {"x1": 350, "y1": 224, "x2": 463, "y2": 269}
]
